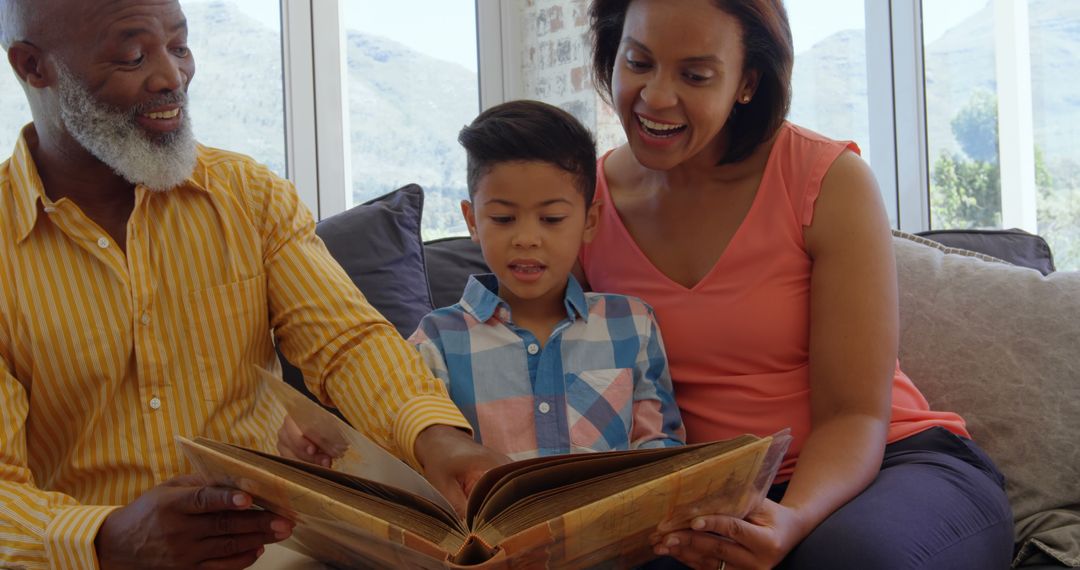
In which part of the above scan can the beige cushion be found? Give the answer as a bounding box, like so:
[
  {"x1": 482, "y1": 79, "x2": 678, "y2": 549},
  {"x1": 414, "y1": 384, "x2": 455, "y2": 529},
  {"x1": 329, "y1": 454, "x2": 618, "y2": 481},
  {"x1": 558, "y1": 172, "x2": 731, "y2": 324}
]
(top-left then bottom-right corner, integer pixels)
[{"x1": 893, "y1": 231, "x2": 1080, "y2": 567}]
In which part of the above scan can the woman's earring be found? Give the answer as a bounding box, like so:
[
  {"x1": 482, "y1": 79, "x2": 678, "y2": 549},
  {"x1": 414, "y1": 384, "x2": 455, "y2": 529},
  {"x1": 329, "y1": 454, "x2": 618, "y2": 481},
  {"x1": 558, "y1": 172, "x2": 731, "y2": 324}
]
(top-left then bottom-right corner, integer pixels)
[{"x1": 741, "y1": 94, "x2": 751, "y2": 104}]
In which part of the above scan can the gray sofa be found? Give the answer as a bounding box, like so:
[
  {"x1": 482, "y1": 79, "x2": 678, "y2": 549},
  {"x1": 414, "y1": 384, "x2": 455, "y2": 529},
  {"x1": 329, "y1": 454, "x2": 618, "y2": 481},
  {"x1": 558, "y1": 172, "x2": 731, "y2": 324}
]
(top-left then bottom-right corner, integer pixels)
[{"x1": 281, "y1": 185, "x2": 1080, "y2": 568}]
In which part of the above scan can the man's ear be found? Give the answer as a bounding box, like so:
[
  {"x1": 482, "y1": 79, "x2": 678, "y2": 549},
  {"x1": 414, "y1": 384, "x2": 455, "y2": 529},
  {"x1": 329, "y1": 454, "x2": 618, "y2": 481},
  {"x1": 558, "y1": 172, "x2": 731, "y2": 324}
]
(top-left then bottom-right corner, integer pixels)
[
  {"x1": 460, "y1": 199, "x2": 479, "y2": 243},
  {"x1": 581, "y1": 200, "x2": 602, "y2": 244},
  {"x1": 7, "y1": 41, "x2": 50, "y2": 88}
]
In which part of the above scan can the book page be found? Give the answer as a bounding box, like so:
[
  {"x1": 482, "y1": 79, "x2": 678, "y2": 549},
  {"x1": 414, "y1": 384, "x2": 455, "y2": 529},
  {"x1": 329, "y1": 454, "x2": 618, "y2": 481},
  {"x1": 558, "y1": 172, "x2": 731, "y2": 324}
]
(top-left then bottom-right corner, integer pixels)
[
  {"x1": 178, "y1": 436, "x2": 467, "y2": 566},
  {"x1": 474, "y1": 437, "x2": 759, "y2": 542},
  {"x1": 476, "y1": 436, "x2": 777, "y2": 568},
  {"x1": 467, "y1": 446, "x2": 685, "y2": 527},
  {"x1": 258, "y1": 367, "x2": 457, "y2": 518}
]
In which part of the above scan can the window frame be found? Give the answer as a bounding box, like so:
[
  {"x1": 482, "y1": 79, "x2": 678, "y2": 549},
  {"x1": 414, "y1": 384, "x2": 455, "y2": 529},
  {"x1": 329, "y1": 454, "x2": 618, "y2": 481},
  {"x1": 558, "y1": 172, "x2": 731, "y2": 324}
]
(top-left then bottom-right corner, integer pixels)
[
  {"x1": 282, "y1": 0, "x2": 496, "y2": 219},
  {"x1": 866, "y1": 0, "x2": 1040, "y2": 233},
  {"x1": 279, "y1": 0, "x2": 1042, "y2": 235}
]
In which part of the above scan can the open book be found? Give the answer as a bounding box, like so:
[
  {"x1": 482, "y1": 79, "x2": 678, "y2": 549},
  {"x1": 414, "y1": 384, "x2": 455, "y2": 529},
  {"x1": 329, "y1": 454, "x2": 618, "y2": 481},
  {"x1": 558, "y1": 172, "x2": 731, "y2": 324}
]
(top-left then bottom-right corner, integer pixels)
[{"x1": 178, "y1": 371, "x2": 790, "y2": 569}]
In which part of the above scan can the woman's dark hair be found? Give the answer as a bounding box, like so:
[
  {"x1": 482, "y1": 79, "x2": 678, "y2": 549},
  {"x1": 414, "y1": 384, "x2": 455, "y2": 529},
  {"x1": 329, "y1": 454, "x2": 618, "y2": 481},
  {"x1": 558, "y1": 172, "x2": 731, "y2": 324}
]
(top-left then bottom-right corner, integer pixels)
[
  {"x1": 589, "y1": 0, "x2": 793, "y2": 164},
  {"x1": 458, "y1": 100, "x2": 598, "y2": 206}
]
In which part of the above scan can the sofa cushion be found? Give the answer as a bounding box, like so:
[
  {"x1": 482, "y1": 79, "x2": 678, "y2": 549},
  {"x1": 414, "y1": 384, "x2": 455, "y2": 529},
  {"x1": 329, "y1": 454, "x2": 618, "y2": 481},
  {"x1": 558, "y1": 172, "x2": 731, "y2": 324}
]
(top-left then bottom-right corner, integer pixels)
[
  {"x1": 892, "y1": 232, "x2": 1080, "y2": 567},
  {"x1": 423, "y1": 236, "x2": 488, "y2": 308},
  {"x1": 917, "y1": 228, "x2": 1056, "y2": 275}
]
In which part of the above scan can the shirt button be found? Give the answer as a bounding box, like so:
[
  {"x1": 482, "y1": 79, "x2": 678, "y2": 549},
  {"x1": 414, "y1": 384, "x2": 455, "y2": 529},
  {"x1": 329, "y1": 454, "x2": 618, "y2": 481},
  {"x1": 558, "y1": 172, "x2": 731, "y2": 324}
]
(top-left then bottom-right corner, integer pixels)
[
  {"x1": 96, "y1": 237, "x2": 109, "y2": 249},
  {"x1": 527, "y1": 343, "x2": 539, "y2": 355},
  {"x1": 140, "y1": 313, "x2": 151, "y2": 326},
  {"x1": 538, "y1": 402, "x2": 551, "y2": 414},
  {"x1": 149, "y1": 397, "x2": 162, "y2": 410}
]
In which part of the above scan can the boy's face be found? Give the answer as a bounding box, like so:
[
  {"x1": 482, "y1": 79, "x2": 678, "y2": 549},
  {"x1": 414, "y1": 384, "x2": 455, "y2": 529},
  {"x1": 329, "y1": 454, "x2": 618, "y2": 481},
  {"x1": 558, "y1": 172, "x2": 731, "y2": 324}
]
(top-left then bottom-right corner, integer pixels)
[{"x1": 462, "y1": 161, "x2": 600, "y2": 311}]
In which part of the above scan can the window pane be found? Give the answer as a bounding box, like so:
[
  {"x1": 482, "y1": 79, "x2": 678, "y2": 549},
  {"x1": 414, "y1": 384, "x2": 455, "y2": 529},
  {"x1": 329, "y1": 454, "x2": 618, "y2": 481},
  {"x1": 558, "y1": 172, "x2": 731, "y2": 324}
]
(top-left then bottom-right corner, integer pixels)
[
  {"x1": 1030, "y1": 1, "x2": 1080, "y2": 270},
  {"x1": 923, "y1": 1, "x2": 1002, "y2": 231},
  {"x1": 786, "y1": 0, "x2": 879, "y2": 218},
  {"x1": 787, "y1": 0, "x2": 870, "y2": 158},
  {"x1": 0, "y1": 69, "x2": 32, "y2": 154},
  {"x1": 344, "y1": 1, "x2": 479, "y2": 239},
  {"x1": 182, "y1": 0, "x2": 286, "y2": 177},
  {"x1": 0, "y1": 2, "x2": 285, "y2": 178}
]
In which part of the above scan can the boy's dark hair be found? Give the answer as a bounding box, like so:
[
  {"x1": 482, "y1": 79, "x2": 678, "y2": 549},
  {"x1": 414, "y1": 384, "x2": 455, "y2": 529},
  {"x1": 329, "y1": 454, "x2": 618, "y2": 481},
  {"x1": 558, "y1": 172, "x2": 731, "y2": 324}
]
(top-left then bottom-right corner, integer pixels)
[
  {"x1": 590, "y1": 0, "x2": 793, "y2": 165},
  {"x1": 458, "y1": 100, "x2": 598, "y2": 206}
]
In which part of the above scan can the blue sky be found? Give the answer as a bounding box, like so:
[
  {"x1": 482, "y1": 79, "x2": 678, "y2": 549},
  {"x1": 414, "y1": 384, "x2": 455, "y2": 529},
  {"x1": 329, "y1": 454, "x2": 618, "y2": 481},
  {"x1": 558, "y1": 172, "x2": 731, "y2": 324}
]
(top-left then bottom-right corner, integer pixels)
[{"x1": 186, "y1": 0, "x2": 988, "y2": 69}]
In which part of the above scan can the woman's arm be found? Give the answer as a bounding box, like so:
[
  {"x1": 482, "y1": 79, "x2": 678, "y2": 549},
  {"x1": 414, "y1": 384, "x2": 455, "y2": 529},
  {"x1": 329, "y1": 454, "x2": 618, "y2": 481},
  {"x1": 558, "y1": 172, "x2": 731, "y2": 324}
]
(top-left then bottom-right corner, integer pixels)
[{"x1": 778, "y1": 148, "x2": 896, "y2": 538}]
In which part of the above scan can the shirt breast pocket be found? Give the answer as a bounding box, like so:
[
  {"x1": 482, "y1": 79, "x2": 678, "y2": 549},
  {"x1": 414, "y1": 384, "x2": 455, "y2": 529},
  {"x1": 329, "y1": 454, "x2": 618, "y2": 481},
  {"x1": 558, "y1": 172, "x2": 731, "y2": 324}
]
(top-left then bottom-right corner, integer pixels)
[
  {"x1": 565, "y1": 367, "x2": 634, "y2": 453},
  {"x1": 187, "y1": 274, "x2": 270, "y2": 402}
]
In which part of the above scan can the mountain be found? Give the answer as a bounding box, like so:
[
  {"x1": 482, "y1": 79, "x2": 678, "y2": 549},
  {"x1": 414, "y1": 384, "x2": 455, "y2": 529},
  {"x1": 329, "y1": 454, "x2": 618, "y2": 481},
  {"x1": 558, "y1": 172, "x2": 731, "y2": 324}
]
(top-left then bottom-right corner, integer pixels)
[
  {"x1": 2, "y1": 0, "x2": 1075, "y2": 241},
  {"x1": 185, "y1": 1, "x2": 288, "y2": 175},
  {"x1": 789, "y1": 29, "x2": 869, "y2": 155},
  {"x1": 342, "y1": 28, "x2": 478, "y2": 236},
  {"x1": 185, "y1": 0, "x2": 479, "y2": 233},
  {"x1": 790, "y1": 0, "x2": 1080, "y2": 164},
  {"x1": 0, "y1": 1, "x2": 478, "y2": 238}
]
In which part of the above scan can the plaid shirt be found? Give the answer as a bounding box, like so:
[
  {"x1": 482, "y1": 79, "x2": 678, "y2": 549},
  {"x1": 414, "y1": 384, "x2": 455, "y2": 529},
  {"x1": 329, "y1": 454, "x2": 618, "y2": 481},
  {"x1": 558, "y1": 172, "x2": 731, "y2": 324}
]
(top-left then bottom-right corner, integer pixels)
[{"x1": 409, "y1": 274, "x2": 685, "y2": 460}]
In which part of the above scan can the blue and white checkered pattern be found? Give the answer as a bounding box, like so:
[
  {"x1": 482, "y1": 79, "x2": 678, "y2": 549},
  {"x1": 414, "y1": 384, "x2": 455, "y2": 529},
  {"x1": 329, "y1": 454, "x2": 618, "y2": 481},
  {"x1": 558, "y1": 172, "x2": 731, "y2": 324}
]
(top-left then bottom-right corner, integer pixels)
[{"x1": 409, "y1": 274, "x2": 685, "y2": 460}]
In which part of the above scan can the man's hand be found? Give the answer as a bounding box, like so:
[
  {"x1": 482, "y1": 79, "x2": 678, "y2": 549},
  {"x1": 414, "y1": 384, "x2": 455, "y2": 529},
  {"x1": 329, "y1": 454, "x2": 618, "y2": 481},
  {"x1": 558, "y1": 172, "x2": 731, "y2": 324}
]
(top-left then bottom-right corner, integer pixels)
[
  {"x1": 95, "y1": 475, "x2": 295, "y2": 570},
  {"x1": 414, "y1": 425, "x2": 511, "y2": 517},
  {"x1": 277, "y1": 414, "x2": 339, "y2": 468}
]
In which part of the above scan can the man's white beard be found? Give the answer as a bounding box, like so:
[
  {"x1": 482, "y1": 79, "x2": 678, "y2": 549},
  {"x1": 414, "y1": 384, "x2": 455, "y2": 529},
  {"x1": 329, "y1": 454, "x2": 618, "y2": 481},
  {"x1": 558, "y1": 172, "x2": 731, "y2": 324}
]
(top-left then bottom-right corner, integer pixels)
[{"x1": 54, "y1": 63, "x2": 197, "y2": 192}]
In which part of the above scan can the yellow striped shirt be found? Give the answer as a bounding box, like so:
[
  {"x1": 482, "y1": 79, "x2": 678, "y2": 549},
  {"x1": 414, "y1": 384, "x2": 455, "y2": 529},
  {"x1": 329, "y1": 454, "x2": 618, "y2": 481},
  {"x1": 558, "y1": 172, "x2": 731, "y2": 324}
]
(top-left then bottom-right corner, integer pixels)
[{"x1": 0, "y1": 126, "x2": 470, "y2": 569}]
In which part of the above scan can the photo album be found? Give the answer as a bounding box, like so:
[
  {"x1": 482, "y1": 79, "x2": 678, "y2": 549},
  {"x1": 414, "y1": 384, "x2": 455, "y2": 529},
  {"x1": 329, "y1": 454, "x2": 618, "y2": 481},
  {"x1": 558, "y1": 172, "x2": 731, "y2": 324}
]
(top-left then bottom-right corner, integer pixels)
[{"x1": 178, "y1": 368, "x2": 790, "y2": 569}]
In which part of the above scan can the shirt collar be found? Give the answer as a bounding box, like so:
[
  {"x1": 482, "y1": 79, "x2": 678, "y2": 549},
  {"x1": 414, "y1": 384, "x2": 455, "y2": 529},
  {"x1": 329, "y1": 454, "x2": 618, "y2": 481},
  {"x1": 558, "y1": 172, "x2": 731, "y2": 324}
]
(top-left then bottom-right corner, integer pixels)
[
  {"x1": 7, "y1": 125, "x2": 210, "y2": 244},
  {"x1": 9, "y1": 125, "x2": 48, "y2": 244},
  {"x1": 460, "y1": 273, "x2": 590, "y2": 324}
]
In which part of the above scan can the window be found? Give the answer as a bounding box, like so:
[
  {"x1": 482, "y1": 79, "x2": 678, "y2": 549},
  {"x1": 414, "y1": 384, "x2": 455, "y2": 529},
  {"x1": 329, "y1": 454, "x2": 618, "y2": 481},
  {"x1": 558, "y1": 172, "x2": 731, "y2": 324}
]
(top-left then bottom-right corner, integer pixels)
[
  {"x1": 923, "y1": 0, "x2": 1079, "y2": 270},
  {"x1": 0, "y1": 70, "x2": 31, "y2": 154},
  {"x1": 786, "y1": 0, "x2": 886, "y2": 220},
  {"x1": 787, "y1": 0, "x2": 870, "y2": 159},
  {"x1": 343, "y1": 1, "x2": 480, "y2": 238},
  {"x1": 0, "y1": 1, "x2": 286, "y2": 179},
  {"x1": 923, "y1": 1, "x2": 1001, "y2": 232},
  {"x1": 1028, "y1": 0, "x2": 1080, "y2": 270},
  {"x1": 4, "y1": 1, "x2": 1076, "y2": 269},
  {"x1": 182, "y1": 0, "x2": 286, "y2": 177}
]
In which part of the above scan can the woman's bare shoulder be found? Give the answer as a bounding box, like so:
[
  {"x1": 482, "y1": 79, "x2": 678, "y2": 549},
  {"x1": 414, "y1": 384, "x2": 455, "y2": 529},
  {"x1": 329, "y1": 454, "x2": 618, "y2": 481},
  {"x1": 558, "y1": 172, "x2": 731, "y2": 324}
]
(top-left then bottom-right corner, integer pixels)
[{"x1": 601, "y1": 145, "x2": 646, "y2": 195}]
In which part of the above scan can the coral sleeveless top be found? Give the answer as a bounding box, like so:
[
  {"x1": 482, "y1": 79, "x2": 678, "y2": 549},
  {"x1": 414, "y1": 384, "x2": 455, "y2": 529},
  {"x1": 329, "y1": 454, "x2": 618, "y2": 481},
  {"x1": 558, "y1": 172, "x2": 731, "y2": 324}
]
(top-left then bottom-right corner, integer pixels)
[{"x1": 581, "y1": 123, "x2": 968, "y2": 478}]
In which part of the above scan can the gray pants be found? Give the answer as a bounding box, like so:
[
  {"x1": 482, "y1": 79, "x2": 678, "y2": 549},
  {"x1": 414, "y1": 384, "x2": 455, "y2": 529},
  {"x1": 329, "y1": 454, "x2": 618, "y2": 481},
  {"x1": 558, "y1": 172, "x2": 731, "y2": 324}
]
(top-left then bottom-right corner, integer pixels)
[{"x1": 651, "y1": 427, "x2": 1014, "y2": 569}]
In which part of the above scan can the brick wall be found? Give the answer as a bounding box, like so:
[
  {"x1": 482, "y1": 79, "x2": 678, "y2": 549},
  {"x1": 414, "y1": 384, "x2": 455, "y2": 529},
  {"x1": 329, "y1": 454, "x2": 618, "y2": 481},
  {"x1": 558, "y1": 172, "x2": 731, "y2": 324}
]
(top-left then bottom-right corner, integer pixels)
[{"x1": 518, "y1": 0, "x2": 627, "y2": 152}]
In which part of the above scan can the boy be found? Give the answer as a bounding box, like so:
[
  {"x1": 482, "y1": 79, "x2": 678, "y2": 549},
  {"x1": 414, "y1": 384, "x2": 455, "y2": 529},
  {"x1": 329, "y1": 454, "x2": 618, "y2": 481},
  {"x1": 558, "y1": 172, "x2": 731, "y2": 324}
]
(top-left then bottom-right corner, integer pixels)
[
  {"x1": 281, "y1": 100, "x2": 684, "y2": 463},
  {"x1": 409, "y1": 100, "x2": 684, "y2": 459}
]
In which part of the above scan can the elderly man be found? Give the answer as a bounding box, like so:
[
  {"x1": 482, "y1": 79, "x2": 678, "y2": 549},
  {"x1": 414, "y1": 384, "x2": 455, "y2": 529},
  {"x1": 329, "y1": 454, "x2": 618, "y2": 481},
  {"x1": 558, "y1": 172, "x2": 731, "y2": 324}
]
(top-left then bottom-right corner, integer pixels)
[{"x1": 0, "y1": 0, "x2": 506, "y2": 568}]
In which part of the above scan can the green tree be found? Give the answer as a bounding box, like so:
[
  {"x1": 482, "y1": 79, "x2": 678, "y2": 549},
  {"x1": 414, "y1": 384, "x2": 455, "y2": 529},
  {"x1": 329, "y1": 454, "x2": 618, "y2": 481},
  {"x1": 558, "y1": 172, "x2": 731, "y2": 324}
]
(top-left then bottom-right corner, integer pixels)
[
  {"x1": 951, "y1": 90, "x2": 1000, "y2": 163},
  {"x1": 931, "y1": 151, "x2": 1001, "y2": 228},
  {"x1": 930, "y1": 90, "x2": 1052, "y2": 230},
  {"x1": 1037, "y1": 158, "x2": 1080, "y2": 271}
]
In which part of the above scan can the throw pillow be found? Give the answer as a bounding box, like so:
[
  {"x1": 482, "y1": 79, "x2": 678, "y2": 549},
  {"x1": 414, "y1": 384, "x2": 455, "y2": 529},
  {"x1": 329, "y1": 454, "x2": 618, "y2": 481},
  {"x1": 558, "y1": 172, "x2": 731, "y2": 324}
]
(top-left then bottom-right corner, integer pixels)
[
  {"x1": 917, "y1": 228, "x2": 1056, "y2": 275},
  {"x1": 892, "y1": 233, "x2": 1080, "y2": 568},
  {"x1": 314, "y1": 184, "x2": 434, "y2": 336},
  {"x1": 423, "y1": 236, "x2": 489, "y2": 308}
]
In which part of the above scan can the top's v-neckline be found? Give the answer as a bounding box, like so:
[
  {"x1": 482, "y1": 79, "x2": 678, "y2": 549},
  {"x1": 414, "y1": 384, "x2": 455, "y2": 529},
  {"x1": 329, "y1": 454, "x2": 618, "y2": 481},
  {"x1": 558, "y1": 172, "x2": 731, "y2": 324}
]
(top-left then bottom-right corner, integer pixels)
[{"x1": 596, "y1": 138, "x2": 780, "y2": 292}]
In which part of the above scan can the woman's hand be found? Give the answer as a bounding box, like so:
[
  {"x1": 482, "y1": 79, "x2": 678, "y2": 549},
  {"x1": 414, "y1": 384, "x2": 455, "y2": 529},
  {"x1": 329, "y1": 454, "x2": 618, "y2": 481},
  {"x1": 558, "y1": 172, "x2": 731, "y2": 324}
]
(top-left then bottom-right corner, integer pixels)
[{"x1": 651, "y1": 499, "x2": 806, "y2": 570}]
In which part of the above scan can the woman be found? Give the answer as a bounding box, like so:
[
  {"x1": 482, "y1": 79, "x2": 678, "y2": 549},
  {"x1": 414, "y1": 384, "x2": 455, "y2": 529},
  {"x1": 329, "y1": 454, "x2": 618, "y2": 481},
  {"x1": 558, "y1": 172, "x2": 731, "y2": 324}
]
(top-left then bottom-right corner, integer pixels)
[{"x1": 580, "y1": 0, "x2": 1013, "y2": 568}]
